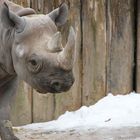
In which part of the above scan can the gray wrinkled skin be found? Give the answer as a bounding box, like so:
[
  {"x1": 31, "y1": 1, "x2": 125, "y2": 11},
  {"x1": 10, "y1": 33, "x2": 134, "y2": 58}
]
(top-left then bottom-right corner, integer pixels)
[{"x1": 0, "y1": 1, "x2": 75, "y2": 139}]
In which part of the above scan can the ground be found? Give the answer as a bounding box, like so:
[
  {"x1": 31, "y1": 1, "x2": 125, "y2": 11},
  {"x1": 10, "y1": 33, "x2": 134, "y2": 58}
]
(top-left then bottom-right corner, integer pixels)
[
  {"x1": 14, "y1": 127, "x2": 140, "y2": 140},
  {"x1": 5, "y1": 93, "x2": 140, "y2": 140}
]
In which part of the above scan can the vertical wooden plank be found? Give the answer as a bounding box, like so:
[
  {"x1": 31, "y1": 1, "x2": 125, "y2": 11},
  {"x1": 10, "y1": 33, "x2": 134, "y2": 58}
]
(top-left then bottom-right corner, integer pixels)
[
  {"x1": 10, "y1": 0, "x2": 28, "y2": 7},
  {"x1": 82, "y1": 0, "x2": 106, "y2": 106},
  {"x1": 106, "y1": 0, "x2": 135, "y2": 95},
  {"x1": 43, "y1": 0, "x2": 54, "y2": 14},
  {"x1": 30, "y1": 0, "x2": 38, "y2": 11},
  {"x1": 37, "y1": 0, "x2": 43, "y2": 13},
  {"x1": 136, "y1": 0, "x2": 140, "y2": 92},
  {"x1": 33, "y1": 92, "x2": 55, "y2": 122},
  {"x1": 11, "y1": 81, "x2": 32, "y2": 126},
  {"x1": 54, "y1": 0, "x2": 82, "y2": 119},
  {"x1": 27, "y1": 0, "x2": 30, "y2": 7},
  {"x1": 20, "y1": 0, "x2": 28, "y2": 6}
]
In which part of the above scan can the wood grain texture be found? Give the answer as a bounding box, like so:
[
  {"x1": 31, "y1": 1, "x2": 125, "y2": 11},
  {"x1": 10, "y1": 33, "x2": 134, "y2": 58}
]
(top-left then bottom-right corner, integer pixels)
[
  {"x1": 82, "y1": 0, "x2": 106, "y2": 106},
  {"x1": 136, "y1": 0, "x2": 140, "y2": 92},
  {"x1": 9, "y1": 0, "x2": 29, "y2": 7},
  {"x1": 10, "y1": 81, "x2": 32, "y2": 126},
  {"x1": 33, "y1": 92, "x2": 55, "y2": 122},
  {"x1": 106, "y1": 0, "x2": 135, "y2": 95}
]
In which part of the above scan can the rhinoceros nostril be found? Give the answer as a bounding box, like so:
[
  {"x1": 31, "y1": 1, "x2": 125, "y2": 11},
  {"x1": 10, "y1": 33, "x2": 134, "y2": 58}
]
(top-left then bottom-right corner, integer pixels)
[{"x1": 51, "y1": 81, "x2": 61, "y2": 91}]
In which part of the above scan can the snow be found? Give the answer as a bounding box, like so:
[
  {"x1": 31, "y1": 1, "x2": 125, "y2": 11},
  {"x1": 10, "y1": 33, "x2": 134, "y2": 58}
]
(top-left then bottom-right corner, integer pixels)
[{"x1": 20, "y1": 92, "x2": 140, "y2": 131}]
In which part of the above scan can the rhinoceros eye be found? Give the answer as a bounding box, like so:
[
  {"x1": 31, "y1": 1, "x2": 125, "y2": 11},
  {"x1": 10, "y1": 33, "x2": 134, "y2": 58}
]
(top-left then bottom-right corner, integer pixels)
[
  {"x1": 29, "y1": 59, "x2": 37, "y2": 66},
  {"x1": 27, "y1": 55, "x2": 42, "y2": 73}
]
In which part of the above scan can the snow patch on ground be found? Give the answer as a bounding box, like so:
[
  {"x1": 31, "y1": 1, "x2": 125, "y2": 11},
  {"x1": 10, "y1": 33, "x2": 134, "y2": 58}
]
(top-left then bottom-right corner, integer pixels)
[{"x1": 19, "y1": 92, "x2": 140, "y2": 131}]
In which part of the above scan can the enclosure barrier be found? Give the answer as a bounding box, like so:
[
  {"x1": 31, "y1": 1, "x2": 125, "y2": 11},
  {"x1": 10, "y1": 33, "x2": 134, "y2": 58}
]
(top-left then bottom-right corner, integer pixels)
[{"x1": 9, "y1": 0, "x2": 138, "y2": 126}]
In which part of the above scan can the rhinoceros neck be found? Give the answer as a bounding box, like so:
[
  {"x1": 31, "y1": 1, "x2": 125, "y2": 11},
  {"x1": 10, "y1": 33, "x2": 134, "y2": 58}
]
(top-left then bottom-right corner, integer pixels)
[
  {"x1": 0, "y1": 29, "x2": 16, "y2": 88},
  {"x1": 0, "y1": 28, "x2": 15, "y2": 74},
  {"x1": 0, "y1": 1, "x2": 22, "y2": 76},
  {"x1": 0, "y1": 1, "x2": 21, "y2": 91},
  {"x1": 0, "y1": 16, "x2": 15, "y2": 77}
]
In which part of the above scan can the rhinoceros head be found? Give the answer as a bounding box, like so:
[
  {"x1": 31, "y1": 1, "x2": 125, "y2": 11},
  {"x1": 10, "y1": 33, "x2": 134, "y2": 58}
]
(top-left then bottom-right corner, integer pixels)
[{"x1": 1, "y1": 3, "x2": 75, "y2": 93}]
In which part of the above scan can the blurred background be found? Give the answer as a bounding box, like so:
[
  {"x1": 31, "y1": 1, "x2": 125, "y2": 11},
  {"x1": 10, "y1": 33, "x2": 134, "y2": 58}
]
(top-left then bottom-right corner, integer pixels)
[{"x1": 9, "y1": 0, "x2": 139, "y2": 126}]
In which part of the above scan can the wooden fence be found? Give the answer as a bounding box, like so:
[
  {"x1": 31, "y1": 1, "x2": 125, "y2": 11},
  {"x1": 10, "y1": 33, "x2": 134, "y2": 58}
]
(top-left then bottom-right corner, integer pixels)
[{"x1": 9, "y1": 0, "x2": 138, "y2": 126}]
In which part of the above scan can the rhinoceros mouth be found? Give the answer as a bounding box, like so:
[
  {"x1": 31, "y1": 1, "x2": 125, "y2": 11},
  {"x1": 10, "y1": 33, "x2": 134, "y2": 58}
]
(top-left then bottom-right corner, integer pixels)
[
  {"x1": 35, "y1": 88, "x2": 62, "y2": 94},
  {"x1": 34, "y1": 84, "x2": 72, "y2": 94},
  {"x1": 35, "y1": 89, "x2": 47, "y2": 94}
]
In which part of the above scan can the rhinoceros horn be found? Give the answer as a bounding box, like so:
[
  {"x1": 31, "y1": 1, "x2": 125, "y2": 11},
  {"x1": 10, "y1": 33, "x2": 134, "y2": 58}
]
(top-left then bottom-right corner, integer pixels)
[
  {"x1": 47, "y1": 32, "x2": 63, "y2": 52},
  {"x1": 58, "y1": 26, "x2": 76, "y2": 70},
  {"x1": 2, "y1": 3, "x2": 26, "y2": 33}
]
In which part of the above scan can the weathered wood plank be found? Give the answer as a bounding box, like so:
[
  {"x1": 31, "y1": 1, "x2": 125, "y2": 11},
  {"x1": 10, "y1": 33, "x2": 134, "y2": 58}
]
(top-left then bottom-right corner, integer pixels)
[
  {"x1": 136, "y1": 0, "x2": 140, "y2": 92},
  {"x1": 106, "y1": 0, "x2": 135, "y2": 95},
  {"x1": 9, "y1": 0, "x2": 29, "y2": 7},
  {"x1": 33, "y1": 92, "x2": 55, "y2": 122},
  {"x1": 11, "y1": 81, "x2": 32, "y2": 126},
  {"x1": 82, "y1": 0, "x2": 106, "y2": 106},
  {"x1": 30, "y1": 0, "x2": 54, "y2": 14}
]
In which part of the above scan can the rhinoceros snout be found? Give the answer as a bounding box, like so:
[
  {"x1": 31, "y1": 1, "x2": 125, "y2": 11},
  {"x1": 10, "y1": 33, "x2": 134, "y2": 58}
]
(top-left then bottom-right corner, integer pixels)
[{"x1": 34, "y1": 73, "x2": 75, "y2": 94}]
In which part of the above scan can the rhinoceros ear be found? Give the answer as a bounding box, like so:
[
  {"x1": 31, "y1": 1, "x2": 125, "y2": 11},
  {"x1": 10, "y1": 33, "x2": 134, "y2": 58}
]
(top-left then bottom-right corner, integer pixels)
[
  {"x1": 1, "y1": 3, "x2": 26, "y2": 33},
  {"x1": 48, "y1": 3, "x2": 68, "y2": 26}
]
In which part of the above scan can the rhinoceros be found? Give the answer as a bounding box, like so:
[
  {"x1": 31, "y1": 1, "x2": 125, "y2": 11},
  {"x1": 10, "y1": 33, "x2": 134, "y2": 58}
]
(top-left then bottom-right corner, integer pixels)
[{"x1": 0, "y1": 1, "x2": 75, "y2": 139}]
